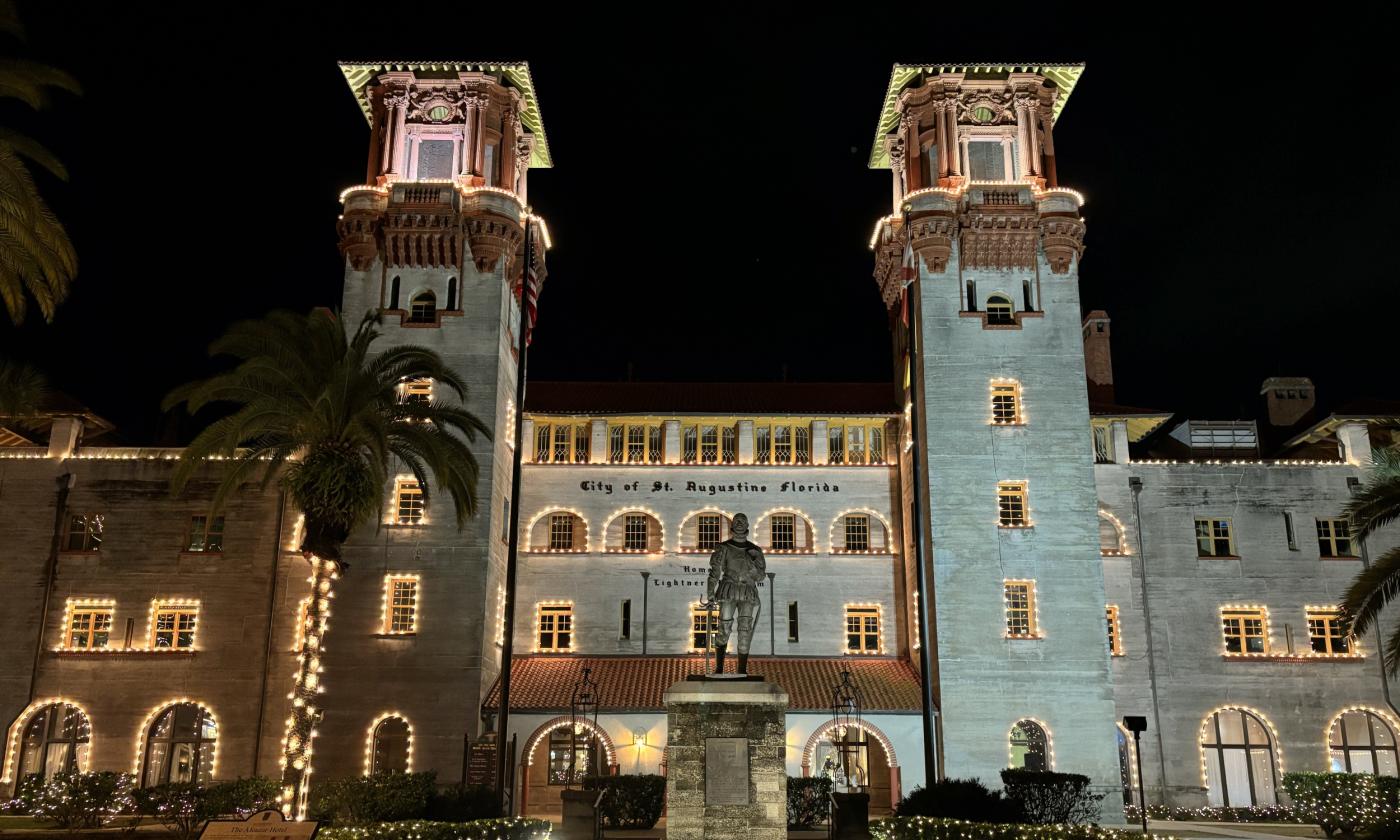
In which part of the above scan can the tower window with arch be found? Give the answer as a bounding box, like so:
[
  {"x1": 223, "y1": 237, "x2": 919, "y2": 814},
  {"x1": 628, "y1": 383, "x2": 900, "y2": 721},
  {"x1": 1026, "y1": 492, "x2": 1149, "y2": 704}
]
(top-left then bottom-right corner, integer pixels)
[
  {"x1": 370, "y1": 716, "x2": 411, "y2": 774},
  {"x1": 604, "y1": 511, "x2": 661, "y2": 553},
  {"x1": 142, "y1": 703, "x2": 217, "y2": 787},
  {"x1": 1201, "y1": 707, "x2": 1278, "y2": 806},
  {"x1": 986, "y1": 294, "x2": 1015, "y2": 326},
  {"x1": 1009, "y1": 719, "x2": 1049, "y2": 771},
  {"x1": 528, "y1": 510, "x2": 587, "y2": 552},
  {"x1": 407, "y1": 290, "x2": 437, "y2": 324},
  {"x1": 15, "y1": 703, "x2": 91, "y2": 782},
  {"x1": 833, "y1": 512, "x2": 889, "y2": 553},
  {"x1": 758, "y1": 512, "x2": 814, "y2": 553},
  {"x1": 1329, "y1": 709, "x2": 1399, "y2": 776}
]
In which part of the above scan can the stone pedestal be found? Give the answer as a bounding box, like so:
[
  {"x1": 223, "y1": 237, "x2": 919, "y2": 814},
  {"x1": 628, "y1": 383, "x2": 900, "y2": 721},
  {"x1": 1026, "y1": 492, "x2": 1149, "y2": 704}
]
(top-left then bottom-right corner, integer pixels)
[
  {"x1": 556, "y1": 789, "x2": 597, "y2": 840},
  {"x1": 663, "y1": 678, "x2": 788, "y2": 840},
  {"x1": 831, "y1": 791, "x2": 871, "y2": 840}
]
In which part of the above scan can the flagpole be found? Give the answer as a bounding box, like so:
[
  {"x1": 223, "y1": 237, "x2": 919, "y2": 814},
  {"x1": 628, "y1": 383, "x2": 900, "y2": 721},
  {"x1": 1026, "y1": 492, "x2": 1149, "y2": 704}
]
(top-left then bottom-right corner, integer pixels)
[
  {"x1": 902, "y1": 209, "x2": 940, "y2": 784},
  {"x1": 496, "y1": 215, "x2": 532, "y2": 815}
]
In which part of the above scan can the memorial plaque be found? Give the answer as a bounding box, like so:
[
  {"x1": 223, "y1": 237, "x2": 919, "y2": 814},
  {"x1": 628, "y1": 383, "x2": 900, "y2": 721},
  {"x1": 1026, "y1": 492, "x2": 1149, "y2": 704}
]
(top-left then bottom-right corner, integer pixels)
[
  {"x1": 199, "y1": 810, "x2": 318, "y2": 840},
  {"x1": 705, "y1": 737, "x2": 750, "y2": 805}
]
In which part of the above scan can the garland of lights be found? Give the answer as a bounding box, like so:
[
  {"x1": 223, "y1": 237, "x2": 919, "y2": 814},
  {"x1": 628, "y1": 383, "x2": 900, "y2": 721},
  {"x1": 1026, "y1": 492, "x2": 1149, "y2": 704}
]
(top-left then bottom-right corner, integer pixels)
[{"x1": 279, "y1": 555, "x2": 339, "y2": 819}]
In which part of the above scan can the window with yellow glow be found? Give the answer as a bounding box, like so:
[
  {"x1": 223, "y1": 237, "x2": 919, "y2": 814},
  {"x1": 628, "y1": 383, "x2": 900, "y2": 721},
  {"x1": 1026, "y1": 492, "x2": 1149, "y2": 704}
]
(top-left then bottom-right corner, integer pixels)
[
  {"x1": 991, "y1": 382, "x2": 1021, "y2": 424},
  {"x1": 384, "y1": 576, "x2": 418, "y2": 634},
  {"x1": 1106, "y1": 605, "x2": 1123, "y2": 656},
  {"x1": 755, "y1": 424, "x2": 811, "y2": 465},
  {"x1": 1307, "y1": 608, "x2": 1352, "y2": 655},
  {"x1": 827, "y1": 423, "x2": 886, "y2": 464},
  {"x1": 395, "y1": 479, "x2": 424, "y2": 525},
  {"x1": 1004, "y1": 581, "x2": 1039, "y2": 638},
  {"x1": 68, "y1": 607, "x2": 113, "y2": 650},
  {"x1": 1196, "y1": 518, "x2": 1235, "y2": 557},
  {"x1": 997, "y1": 482, "x2": 1028, "y2": 527},
  {"x1": 691, "y1": 604, "x2": 719, "y2": 652},
  {"x1": 1221, "y1": 607, "x2": 1268, "y2": 654},
  {"x1": 399, "y1": 378, "x2": 432, "y2": 406},
  {"x1": 537, "y1": 603, "x2": 573, "y2": 652},
  {"x1": 609, "y1": 424, "x2": 662, "y2": 464},
  {"x1": 1316, "y1": 518, "x2": 1355, "y2": 558},
  {"x1": 536, "y1": 422, "x2": 591, "y2": 464},
  {"x1": 151, "y1": 606, "x2": 198, "y2": 649},
  {"x1": 844, "y1": 605, "x2": 881, "y2": 654},
  {"x1": 843, "y1": 515, "x2": 871, "y2": 552}
]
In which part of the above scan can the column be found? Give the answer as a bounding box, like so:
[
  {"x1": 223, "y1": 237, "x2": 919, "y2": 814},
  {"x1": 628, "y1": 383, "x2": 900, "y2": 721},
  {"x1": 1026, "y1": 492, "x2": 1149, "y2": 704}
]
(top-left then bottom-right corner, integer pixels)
[
  {"x1": 501, "y1": 103, "x2": 518, "y2": 193},
  {"x1": 377, "y1": 95, "x2": 395, "y2": 178},
  {"x1": 516, "y1": 137, "x2": 531, "y2": 204},
  {"x1": 1014, "y1": 99, "x2": 1032, "y2": 178},
  {"x1": 902, "y1": 115, "x2": 921, "y2": 191},
  {"x1": 957, "y1": 134, "x2": 969, "y2": 180},
  {"x1": 1001, "y1": 137, "x2": 1014, "y2": 182},
  {"x1": 933, "y1": 104, "x2": 948, "y2": 179},
  {"x1": 1026, "y1": 104, "x2": 1042, "y2": 179},
  {"x1": 811, "y1": 420, "x2": 830, "y2": 465},
  {"x1": 473, "y1": 94, "x2": 489, "y2": 177},
  {"x1": 384, "y1": 92, "x2": 408, "y2": 177},
  {"x1": 1337, "y1": 421, "x2": 1373, "y2": 466},
  {"x1": 1040, "y1": 111, "x2": 1057, "y2": 186},
  {"x1": 663, "y1": 420, "x2": 682, "y2": 464},
  {"x1": 590, "y1": 419, "x2": 609, "y2": 464},
  {"x1": 737, "y1": 419, "x2": 755, "y2": 465},
  {"x1": 521, "y1": 418, "x2": 536, "y2": 462},
  {"x1": 1110, "y1": 421, "x2": 1131, "y2": 466},
  {"x1": 944, "y1": 101, "x2": 961, "y2": 177},
  {"x1": 462, "y1": 95, "x2": 478, "y2": 177}
]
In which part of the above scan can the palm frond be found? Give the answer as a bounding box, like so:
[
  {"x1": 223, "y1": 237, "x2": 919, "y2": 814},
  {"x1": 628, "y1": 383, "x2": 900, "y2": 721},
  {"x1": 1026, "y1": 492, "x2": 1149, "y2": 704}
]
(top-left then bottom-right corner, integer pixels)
[
  {"x1": 1341, "y1": 545, "x2": 1400, "y2": 637},
  {"x1": 0, "y1": 355, "x2": 46, "y2": 417},
  {"x1": 1346, "y1": 446, "x2": 1400, "y2": 539}
]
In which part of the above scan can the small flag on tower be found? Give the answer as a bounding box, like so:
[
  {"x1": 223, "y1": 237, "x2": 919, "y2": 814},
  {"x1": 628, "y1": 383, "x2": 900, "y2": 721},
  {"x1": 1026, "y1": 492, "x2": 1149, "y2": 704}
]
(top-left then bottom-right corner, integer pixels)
[
  {"x1": 900, "y1": 222, "x2": 918, "y2": 288},
  {"x1": 517, "y1": 219, "x2": 545, "y2": 346}
]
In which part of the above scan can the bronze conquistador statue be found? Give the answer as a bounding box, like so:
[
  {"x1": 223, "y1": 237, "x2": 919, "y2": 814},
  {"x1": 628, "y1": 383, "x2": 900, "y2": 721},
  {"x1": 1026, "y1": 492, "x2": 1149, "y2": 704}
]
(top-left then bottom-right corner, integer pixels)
[{"x1": 706, "y1": 512, "x2": 766, "y2": 674}]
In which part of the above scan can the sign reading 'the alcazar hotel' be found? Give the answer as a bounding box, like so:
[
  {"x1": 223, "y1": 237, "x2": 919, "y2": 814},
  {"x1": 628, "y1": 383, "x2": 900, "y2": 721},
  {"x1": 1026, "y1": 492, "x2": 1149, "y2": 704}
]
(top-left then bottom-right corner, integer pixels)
[{"x1": 2, "y1": 60, "x2": 1398, "y2": 821}]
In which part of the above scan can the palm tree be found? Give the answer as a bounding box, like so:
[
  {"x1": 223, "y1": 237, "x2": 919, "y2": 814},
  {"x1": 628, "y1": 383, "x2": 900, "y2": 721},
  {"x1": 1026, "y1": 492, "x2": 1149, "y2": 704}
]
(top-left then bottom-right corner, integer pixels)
[
  {"x1": 0, "y1": 0, "x2": 81, "y2": 324},
  {"x1": 0, "y1": 355, "x2": 47, "y2": 419},
  {"x1": 1340, "y1": 444, "x2": 1400, "y2": 673},
  {"x1": 164, "y1": 308, "x2": 490, "y2": 816}
]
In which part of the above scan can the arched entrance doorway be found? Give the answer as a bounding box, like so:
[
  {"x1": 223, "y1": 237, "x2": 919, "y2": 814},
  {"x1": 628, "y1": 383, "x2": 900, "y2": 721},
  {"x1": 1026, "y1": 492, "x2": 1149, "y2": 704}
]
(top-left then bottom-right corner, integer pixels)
[
  {"x1": 519, "y1": 717, "x2": 618, "y2": 820},
  {"x1": 800, "y1": 720, "x2": 900, "y2": 816}
]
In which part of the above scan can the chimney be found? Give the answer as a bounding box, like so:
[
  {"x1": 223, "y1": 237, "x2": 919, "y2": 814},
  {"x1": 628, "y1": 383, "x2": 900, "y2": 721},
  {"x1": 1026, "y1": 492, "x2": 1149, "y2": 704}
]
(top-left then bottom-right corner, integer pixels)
[
  {"x1": 47, "y1": 415, "x2": 84, "y2": 459},
  {"x1": 1082, "y1": 310, "x2": 1114, "y2": 402},
  {"x1": 1260, "y1": 377, "x2": 1315, "y2": 427}
]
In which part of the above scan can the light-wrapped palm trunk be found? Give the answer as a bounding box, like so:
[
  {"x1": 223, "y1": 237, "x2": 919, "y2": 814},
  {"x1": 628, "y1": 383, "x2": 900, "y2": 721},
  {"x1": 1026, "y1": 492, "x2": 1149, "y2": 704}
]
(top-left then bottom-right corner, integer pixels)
[{"x1": 281, "y1": 554, "x2": 339, "y2": 818}]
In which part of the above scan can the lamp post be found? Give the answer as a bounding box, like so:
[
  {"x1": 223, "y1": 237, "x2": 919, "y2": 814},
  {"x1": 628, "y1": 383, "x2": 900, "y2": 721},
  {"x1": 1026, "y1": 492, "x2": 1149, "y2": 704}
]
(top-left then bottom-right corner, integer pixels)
[
  {"x1": 1123, "y1": 715, "x2": 1148, "y2": 834},
  {"x1": 831, "y1": 669, "x2": 864, "y2": 788},
  {"x1": 568, "y1": 667, "x2": 600, "y2": 789}
]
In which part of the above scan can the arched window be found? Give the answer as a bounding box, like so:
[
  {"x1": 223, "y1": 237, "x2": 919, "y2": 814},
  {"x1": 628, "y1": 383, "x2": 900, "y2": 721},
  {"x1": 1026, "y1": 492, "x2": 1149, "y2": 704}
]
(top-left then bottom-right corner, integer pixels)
[
  {"x1": 1201, "y1": 707, "x2": 1278, "y2": 806},
  {"x1": 1099, "y1": 511, "x2": 1128, "y2": 555},
  {"x1": 986, "y1": 294, "x2": 1015, "y2": 326},
  {"x1": 446, "y1": 277, "x2": 458, "y2": 311},
  {"x1": 529, "y1": 510, "x2": 588, "y2": 552},
  {"x1": 407, "y1": 290, "x2": 437, "y2": 324},
  {"x1": 371, "y1": 716, "x2": 411, "y2": 774},
  {"x1": 142, "y1": 703, "x2": 217, "y2": 787},
  {"x1": 389, "y1": 276, "x2": 401, "y2": 310},
  {"x1": 756, "y1": 511, "x2": 815, "y2": 553},
  {"x1": 16, "y1": 703, "x2": 90, "y2": 781},
  {"x1": 1329, "y1": 709, "x2": 1399, "y2": 776},
  {"x1": 1009, "y1": 719, "x2": 1049, "y2": 771},
  {"x1": 604, "y1": 511, "x2": 662, "y2": 553}
]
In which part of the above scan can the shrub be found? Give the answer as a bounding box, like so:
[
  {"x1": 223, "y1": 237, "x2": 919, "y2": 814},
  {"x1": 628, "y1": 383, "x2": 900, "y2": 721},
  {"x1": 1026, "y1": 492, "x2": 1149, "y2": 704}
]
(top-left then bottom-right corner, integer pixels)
[
  {"x1": 317, "y1": 818, "x2": 551, "y2": 840},
  {"x1": 24, "y1": 771, "x2": 134, "y2": 829},
  {"x1": 894, "y1": 779, "x2": 1020, "y2": 823},
  {"x1": 787, "y1": 776, "x2": 833, "y2": 828},
  {"x1": 425, "y1": 784, "x2": 499, "y2": 822},
  {"x1": 135, "y1": 777, "x2": 281, "y2": 840},
  {"x1": 1124, "y1": 803, "x2": 1301, "y2": 823},
  {"x1": 998, "y1": 769, "x2": 1103, "y2": 825},
  {"x1": 1282, "y1": 771, "x2": 1389, "y2": 836},
  {"x1": 204, "y1": 777, "x2": 282, "y2": 818},
  {"x1": 583, "y1": 775, "x2": 665, "y2": 829},
  {"x1": 311, "y1": 772, "x2": 438, "y2": 825},
  {"x1": 1378, "y1": 776, "x2": 1400, "y2": 813},
  {"x1": 873, "y1": 816, "x2": 1163, "y2": 840}
]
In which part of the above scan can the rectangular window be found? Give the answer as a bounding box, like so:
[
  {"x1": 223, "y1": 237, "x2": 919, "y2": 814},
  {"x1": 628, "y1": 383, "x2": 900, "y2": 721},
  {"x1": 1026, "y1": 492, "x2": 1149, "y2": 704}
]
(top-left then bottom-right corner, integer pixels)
[
  {"x1": 537, "y1": 603, "x2": 573, "y2": 652},
  {"x1": 1195, "y1": 518, "x2": 1235, "y2": 557},
  {"x1": 691, "y1": 605, "x2": 719, "y2": 651},
  {"x1": 620, "y1": 600, "x2": 631, "y2": 640},
  {"x1": 1284, "y1": 511, "x2": 1298, "y2": 550},
  {"x1": 648, "y1": 426, "x2": 662, "y2": 464},
  {"x1": 697, "y1": 514, "x2": 722, "y2": 551},
  {"x1": 65, "y1": 514, "x2": 103, "y2": 551},
  {"x1": 1092, "y1": 425, "x2": 1114, "y2": 464},
  {"x1": 967, "y1": 139, "x2": 1007, "y2": 181},
  {"x1": 721, "y1": 427, "x2": 736, "y2": 464},
  {"x1": 991, "y1": 382, "x2": 1021, "y2": 424},
  {"x1": 1106, "y1": 605, "x2": 1123, "y2": 656},
  {"x1": 186, "y1": 515, "x2": 225, "y2": 553},
  {"x1": 151, "y1": 603, "x2": 199, "y2": 649},
  {"x1": 549, "y1": 514, "x2": 576, "y2": 550},
  {"x1": 395, "y1": 479, "x2": 424, "y2": 525},
  {"x1": 574, "y1": 424, "x2": 591, "y2": 463},
  {"x1": 626, "y1": 425, "x2": 646, "y2": 463},
  {"x1": 1317, "y1": 518, "x2": 1355, "y2": 558},
  {"x1": 997, "y1": 482, "x2": 1028, "y2": 527},
  {"x1": 608, "y1": 425, "x2": 624, "y2": 463},
  {"x1": 1221, "y1": 606, "x2": 1268, "y2": 655},
  {"x1": 788, "y1": 602, "x2": 800, "y2": 642},
  {"x1": 869, "y1": 426, "x2": 885, "y2": 464},
  {"x1": 553, "y1": 424, "x2": 572, "y2": 463},
  {"x1": 755, "y1": 426, "x2": 771, "y2": 464},
  {"x1": 1307, "y1": 608, "x2": 1352, "y2": 655},
  {"x1": 700, "y1": 425, "x2": 719, "y2": 463},
  {"x1": 384, "y1": 575, "x2": 419, "y2": 634},
  {"x1": 536, "y1": 424, "x2": 551, "y2": 463},
  {"x1": 66, "y1": 604, "x2": 113, "y2": 650},
  {"x1": 844, "y1": 605, "x2": 881, "y2": 654},
  {"x1": 774, "y1": 425, "x2": 792, "y2": 463},
  {"x1": 399, "y1": 378, "x2": 432, "y2": 405},
  {"x1": 829, "y1": 426, "x2": 845, "y2": 464},
  {"x1": 612, "y1": 423, "x2": 661, "y2": 464},
  {"x1": 844, "y1": 515, "x2": 870, "y2": 552},
  {"x1": 623, "y1": 514, "x2": 649, "y2": 551},
  {"x1": 848, "y1": 426, "x2": 866, "y2": 463},
  {"x1": 770, "y1": 514, "x2": 796, "y2": 551},
  {"x1": 1004, "y1": 581, "x2": 1039, "y2": 638},
  {"x1": 795, "y1": 426, "x2": 810, "y2": 464}
]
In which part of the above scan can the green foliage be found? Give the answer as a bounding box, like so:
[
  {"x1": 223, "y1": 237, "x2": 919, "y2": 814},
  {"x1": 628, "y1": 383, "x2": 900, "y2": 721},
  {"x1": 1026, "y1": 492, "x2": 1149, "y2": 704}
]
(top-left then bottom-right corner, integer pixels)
[
  {"x1": 582, "y1": 775, "x2": 665, "y2": 829},
  {"x1": 787, "y1": 776, "x2": 833, "y2": 828},
  {"x1": 1340, "y1": 445, "x2": 1400, "y2": 674},
  {"x1": 424, "y1": 784, "x2": 499, "y2": 822},
  {"x1": 317, "y1": 818, "x2": 551, "y2": 840},
  {"x1": 1377, "y1": 775, "x2": 1400, "y2": 812},
  {"x1": 873, "y1": 817, "x2": 1170, "y2": 840},
  {"x1": 1125, "y1": 803, "x2": 1301, "y2": 823},
  {"x1": 1282, "y1": 771, "x2": 1388, "y2": 836},
  {"x1": 895, "y1": 779, "x2": 1020, "y2": 823},
  {"x1": 998, "y1": 769, "x2": 1103, "y2": 826},
  {"x1": 135, "y1": 777, "x2": 280, "y2": 840},
  {"x1": 0, "y1": 356, "x2": 47, "y2": 419},
  {"x1": 22, "y1": 771, "x2": 134, "y2": 829},
  {"x1": 310, "y1": 771, "x2": 439, "y2": 825},
  {"x1": 164, "y1": 309, "x2": 490, "y2": 563}
]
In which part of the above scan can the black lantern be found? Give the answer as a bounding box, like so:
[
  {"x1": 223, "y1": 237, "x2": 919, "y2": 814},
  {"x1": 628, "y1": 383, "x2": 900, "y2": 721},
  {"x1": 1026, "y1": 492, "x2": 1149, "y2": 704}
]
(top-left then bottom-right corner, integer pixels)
[
  {"x1": 567, "y1": 666, "x2": 600, "y2": 789},
  {"x1": 830, "y1": 669, "x2": 864, "y2": 787}
]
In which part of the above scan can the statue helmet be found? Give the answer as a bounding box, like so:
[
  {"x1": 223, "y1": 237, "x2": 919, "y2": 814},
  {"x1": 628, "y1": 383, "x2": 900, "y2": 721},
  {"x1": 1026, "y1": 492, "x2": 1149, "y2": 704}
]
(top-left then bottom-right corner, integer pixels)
[{"x1": 732, "y1": 512, "x2": 750, "y2": 530}]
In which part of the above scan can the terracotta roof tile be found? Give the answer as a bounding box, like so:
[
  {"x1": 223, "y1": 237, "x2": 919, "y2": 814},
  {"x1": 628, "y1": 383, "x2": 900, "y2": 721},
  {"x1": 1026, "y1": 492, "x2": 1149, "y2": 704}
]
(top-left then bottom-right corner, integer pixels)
[
  {"x1": 524, "y1": 383, "x2": 897, "y2": 415},
  {"x1": 482, "y1": 655, "x2": 923, "y2": 713}
]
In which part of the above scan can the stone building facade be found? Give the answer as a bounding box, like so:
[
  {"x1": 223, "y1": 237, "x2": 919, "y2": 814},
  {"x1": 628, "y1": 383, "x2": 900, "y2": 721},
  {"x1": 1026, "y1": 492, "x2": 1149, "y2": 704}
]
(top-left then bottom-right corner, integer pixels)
[{"x1": 2, "y1": 59, "x2": 1399, "y2": 821}]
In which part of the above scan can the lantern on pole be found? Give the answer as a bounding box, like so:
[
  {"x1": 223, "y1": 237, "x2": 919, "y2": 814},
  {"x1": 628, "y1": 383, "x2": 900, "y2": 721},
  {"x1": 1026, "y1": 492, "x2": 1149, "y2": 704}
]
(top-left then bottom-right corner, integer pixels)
[
  {"x1": 568, "y1": 666, "x2": 600, "y2": 790},
  {"x1": 830, "y1": 669, "x2": 864, "y2": 788}
]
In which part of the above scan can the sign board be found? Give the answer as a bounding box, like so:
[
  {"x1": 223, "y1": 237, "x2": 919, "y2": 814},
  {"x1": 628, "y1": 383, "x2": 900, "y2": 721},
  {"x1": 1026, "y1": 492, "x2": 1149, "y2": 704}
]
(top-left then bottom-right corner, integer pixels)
[
  {"x1": 466, "y1": 738, "x2": 498, "y2": 787},
  {"x1": 199, "y1": 810, "x2": 318, "y2": 840},
  {"x1": 705, "y1": 737, "x2": 750, "y2": 805}
]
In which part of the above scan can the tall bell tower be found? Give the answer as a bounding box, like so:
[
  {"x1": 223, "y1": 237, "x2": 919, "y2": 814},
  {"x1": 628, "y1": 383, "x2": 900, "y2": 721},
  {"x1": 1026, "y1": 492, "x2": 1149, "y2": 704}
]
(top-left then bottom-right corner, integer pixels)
[
  {"x1": 871, "y1": 64, "x2": 1119, "y2": 801},
  {"x1": 323, "y1": 62, "x2": 550, "y2": 779}
]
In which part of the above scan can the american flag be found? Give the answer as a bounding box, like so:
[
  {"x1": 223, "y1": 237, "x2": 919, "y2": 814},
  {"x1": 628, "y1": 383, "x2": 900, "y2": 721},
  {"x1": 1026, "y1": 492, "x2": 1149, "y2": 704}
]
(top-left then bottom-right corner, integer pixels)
[
  {"x1": 519, "y1": 219, "x2": 544, "y2": 346},
  {"x1": 899, "y1": 215, "x2": 916, "y2": 326}
]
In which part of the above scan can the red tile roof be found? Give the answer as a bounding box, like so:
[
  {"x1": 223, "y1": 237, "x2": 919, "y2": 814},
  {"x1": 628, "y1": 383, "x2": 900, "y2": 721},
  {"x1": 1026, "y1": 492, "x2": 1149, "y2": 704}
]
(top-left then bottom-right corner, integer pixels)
[
  {"x1": 524, "y1": 382, "x2": 898, "y2": 415},
  {"x1": 482, "y1": 655, "x2": 923, "y2": 712}
]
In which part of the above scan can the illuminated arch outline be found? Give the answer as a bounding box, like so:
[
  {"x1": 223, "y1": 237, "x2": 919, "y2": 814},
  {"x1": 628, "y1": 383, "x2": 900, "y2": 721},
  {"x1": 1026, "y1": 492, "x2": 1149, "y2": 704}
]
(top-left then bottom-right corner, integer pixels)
[
  {"x1": 753, "y1": 508, "x2": 819, "y2": 553},
  {"x1": 1008, "y1": 717, "x2": 1055, "y2": 770},
  {"x1": 521, "y1": 715, "x2": 618, "y2": 767},
  {"x1": 1198, "y1": 705, "x2": 1283, "y2": 789},
  {"x1": 800, "y1": 719, "x2": 899, "y2": 773},
  {"x1": 363, "y1": 712, "x2": 414, "y2": 775},
  {"x1": 1323, "y1": 706, "x2": 1400, "y2": 772},
  {"x1": 131, "y1": 699, "x2": 220, "y2": 779},
  {"x1": 1099, "y1": 508, "x2": 1131, "y2": 556},
  {"x1": 2, "y1": 698, "x2": 94, "y2": 784},
  {"x1": 827, "y1": 508, "x2": 894, "y2": 553},
  {"x1": 525, "y1": 507, "x2": 591, "y2": 552},
  {"x1": 599, "y1": 508, "x2": 665, "y2": 553},
  {"x1": 1115, "y1": 721, "x2": 1138, "y2": 791},
  {"x1": 676, "y1": 508, "x2": 735, "y2": 553}
]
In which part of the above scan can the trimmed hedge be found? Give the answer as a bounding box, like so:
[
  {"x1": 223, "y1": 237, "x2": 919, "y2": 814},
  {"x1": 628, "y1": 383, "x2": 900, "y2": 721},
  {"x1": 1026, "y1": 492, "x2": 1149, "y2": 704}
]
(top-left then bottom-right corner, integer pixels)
[
  {"x1": 318, "y1": 818, "x2": 551, "y2": 840},
  {"x1": 582, "y1": 775, "x2": 665, "y2": 829},
  {"x1": 1281, "y1": 772, "x2": 1389, "y2": 836},
  {"x1": 895, "y1": 779, "x2": 1020, "y2": 823},
  {"x1": 788, "y1": 776, "x2": 833, "y2": 828},
  {"x1": 13, "y1": 771, "x2": 134, "y2": 829},
  {"x1": 311, "y1": 772, "x2": 439, "y2": 825},
  {"x1": 1124, "y1": 803, "x2": 1301, "y2": 823},
  {"x1": 136, "y1": 777, "x2": 281, "y2": 840},
  {"x1": 873, "y1": 817, "x2": 1176, "y2": 840},
  {"x1": 999, "y1": 769, "x2": 1103, "y2": 826}
]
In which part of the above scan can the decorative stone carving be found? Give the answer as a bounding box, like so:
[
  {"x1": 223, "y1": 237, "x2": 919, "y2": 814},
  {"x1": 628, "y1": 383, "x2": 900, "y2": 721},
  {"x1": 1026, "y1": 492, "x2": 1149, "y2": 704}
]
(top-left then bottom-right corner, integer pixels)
[
  {"x1": 908, "y1": 212, "x2": 955, "y2": 274},
  {"x1": 872, "y1": 235, "x2": 904, "y2": 309},
  {"x1": 465, "y1": 214, "x2": 523, "y2": 274},
  {"x1": 1039, "y1": 215, "x2": 1086, "y2": 274},
  {"x1": 957, "y1": 90, "x2": 1015, "y2": 125},
  {"x1": 336, "y1": 213, "x2": 380, "y2": 271},
  {"x1": 959, "y1": 207, "x2": 1038, "y2": 270},
  {"x1": 407, "y1": 86, "x2": 465, "y2": 123},
  {"x1": 383, "y1": 211, "x2": 464, "y2": 269}
]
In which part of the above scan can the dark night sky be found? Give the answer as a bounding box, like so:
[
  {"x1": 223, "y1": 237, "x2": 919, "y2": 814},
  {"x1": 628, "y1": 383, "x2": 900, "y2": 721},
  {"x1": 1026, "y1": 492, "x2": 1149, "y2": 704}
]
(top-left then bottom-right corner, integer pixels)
[{"x1": 1, "y1": 6, "x2": 1394, "y2": 443}]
